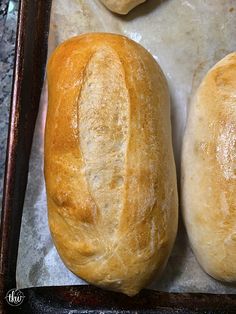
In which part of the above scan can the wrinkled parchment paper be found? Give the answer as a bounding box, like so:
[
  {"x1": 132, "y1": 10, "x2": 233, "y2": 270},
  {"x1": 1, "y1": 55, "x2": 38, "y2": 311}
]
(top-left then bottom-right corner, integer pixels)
[{"x1": 17, "y1": 0, "x2": 236, "y2": 293}]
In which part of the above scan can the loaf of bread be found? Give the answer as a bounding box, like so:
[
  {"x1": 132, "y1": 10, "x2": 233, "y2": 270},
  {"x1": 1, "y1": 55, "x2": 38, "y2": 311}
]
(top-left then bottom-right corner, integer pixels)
[
  {"x1": 99, "y1": 0, "x2": 146, "y2": 14},
  {"x1": 45, "y1": 33, "x2": 178, "y2": 296},
  {"x1": 182, "y1": 52, "x2": 236, "y2": 282}
]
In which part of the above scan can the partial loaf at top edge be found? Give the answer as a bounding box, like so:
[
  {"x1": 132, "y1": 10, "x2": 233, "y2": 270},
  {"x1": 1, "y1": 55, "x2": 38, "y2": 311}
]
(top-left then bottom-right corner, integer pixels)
[{"x1": 99, "y1": 0, "x2": 146, "y2": 14}]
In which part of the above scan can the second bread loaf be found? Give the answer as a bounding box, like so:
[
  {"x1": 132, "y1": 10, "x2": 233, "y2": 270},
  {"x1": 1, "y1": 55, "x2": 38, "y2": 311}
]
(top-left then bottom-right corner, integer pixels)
[{"x1": 182, "y1": 52, "x2": 236, "y2": 283}]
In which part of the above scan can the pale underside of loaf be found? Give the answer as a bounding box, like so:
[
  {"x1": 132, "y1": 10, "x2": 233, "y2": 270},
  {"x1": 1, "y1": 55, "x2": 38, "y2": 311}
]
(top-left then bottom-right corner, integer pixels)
[
  {"x1": 182, "y1": 52, "x2": 236, "y2": 282},
  {"x1": 45, "y1": 33, "x2": 178, "y2": 296}
]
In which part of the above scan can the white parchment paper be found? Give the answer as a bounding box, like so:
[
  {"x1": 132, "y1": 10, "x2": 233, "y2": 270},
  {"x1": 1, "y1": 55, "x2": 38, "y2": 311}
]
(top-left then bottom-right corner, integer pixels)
[{"x1": 17, "y1": 0, "x2": 236, "y2": 293}]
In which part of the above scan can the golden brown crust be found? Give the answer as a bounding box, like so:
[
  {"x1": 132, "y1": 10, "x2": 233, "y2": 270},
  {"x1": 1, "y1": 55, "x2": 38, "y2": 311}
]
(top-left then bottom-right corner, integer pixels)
[
  {"x1": 45, "y1": 33, "x2": 178, "y2": 296},
  {"x1": 182, "y1": 52, "x2": 236, "y2": 282}
]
